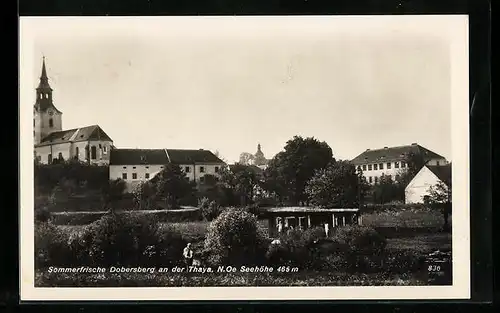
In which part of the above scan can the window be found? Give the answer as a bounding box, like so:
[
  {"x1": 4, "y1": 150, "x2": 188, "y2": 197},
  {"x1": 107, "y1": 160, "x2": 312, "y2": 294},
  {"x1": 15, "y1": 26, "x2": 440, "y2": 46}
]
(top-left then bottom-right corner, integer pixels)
[
  {"x1": 374, "y1": 164, "x2": 378, "y2": 170},
  {"x1": 374, "y1": 176, "x2": 378, "y2": 184},
  {"x1": 401, "y1": 161, "x2": 406, "y2": 168},
  {"x1": 58, "y1": 152, "x2": 63, "y2": 160},
  {"x1": 132, "y1": 173, "x2": 137, "y2": 179},
  {"x1": 436, "y1": 161, "x2": 440, "y2": 166},
  {"x1": 368, "y1": 176, "x2": 372, "y2": 183},
  {"x1": 91, "y1": 146, "x2": 97, "y2": 159},
  {"x1": 33, "y1": 119, "x2": 35, "y2": 127},
  {"x1": 49, "y1": 118, "x2": 53, "y2": 128},
  {"x1": 362, "y1": 165, "x2": 367, "y2": 171},
  {"x1": 387, "y1": 162, "x2": 392, "y2": 169},
  {"x1": 395, "y1": 162, "x2": 399, "y2": 168},
  {"x1": 368, "y1": 164, "x2": 372, "y2": 171},
  {"x1": 123, "y1": 166, "x2": 127, "y2": 169},
  {"x1": 185, "y1": 166, "x2": 191, "y2": 173},
  {"x1": 215, "y1": 166, "x2": 219, "y2": 173},
  {"x1": 145, "y1": 166, "x2": 149, "y2": 169},
  {"x1": 133, "y1": 166, "x2": 136, "y2": 169},
  {"x1": 200, "y1": 166, "x2": 205, "y2": 173},
  {"x1": 145, "y1": 173, "x2": 150, "y2": 179},
  {"x1": 48, "y1": 154, "x2": 52, "y2": 164},
  {"x1": 379, "y1": 163, "x2": 384, "y2": 170},
  {"x1": 103, "y1": 146, "x2": 107, "y2": 154},
  {"x1": 122, "y1": 173, "x2": 127, "y2": 179},
  {"x1": 75, "y1": 147, "x2": 79, "y2": 159}
]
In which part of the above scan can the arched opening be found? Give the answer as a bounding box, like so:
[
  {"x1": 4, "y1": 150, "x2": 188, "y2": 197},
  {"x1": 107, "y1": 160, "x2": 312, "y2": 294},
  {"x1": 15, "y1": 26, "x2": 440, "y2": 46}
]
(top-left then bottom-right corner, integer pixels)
[
  {"x1": 91, "y1": 146, "x2": 97, "y2": 159},
  {"x1": 75, "y1": 147, "x2": 79, "y2": 160},
  {"x1": 85, "y1": 145, "x2": 90, "y2": 160},
  {"x1": 58, "y1": 152, "x2": 63, "y2": 161},
  {"x1": 49, "y1": 118, "x2": 53, "y2": 128}
]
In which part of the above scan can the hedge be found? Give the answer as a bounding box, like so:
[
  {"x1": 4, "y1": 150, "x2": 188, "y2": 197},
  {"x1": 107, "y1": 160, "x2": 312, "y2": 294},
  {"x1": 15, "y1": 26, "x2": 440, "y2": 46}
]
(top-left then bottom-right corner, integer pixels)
[{"x1": 50, "y1": 207, "x2": 203, "y2": 225}]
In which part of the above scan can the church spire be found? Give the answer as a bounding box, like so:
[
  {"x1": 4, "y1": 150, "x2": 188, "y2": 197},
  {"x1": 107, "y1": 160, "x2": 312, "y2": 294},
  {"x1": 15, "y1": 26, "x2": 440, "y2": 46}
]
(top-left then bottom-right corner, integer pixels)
[{"x1": 37, "y1": 56, "x2": 52, "y2": 90}]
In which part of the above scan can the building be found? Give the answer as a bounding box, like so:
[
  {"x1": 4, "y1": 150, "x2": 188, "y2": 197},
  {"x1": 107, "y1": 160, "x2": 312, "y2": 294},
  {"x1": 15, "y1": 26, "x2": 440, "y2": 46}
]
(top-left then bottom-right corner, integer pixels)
[
  {"x1": 405, "y1": 163, "x2": 452, "y2": 204},
  {"x1": 109, "y1": 148, "x2": 226, "y2": 192},
  {"x1": 33, "y1": 58, "x2": 114, "y2": 165},
  {"x1": 240, "y1": 144, "x2": 270, "y2": 170},
  {"x1": 351, "y1": 143, "x2": 448, "y2": 184}
]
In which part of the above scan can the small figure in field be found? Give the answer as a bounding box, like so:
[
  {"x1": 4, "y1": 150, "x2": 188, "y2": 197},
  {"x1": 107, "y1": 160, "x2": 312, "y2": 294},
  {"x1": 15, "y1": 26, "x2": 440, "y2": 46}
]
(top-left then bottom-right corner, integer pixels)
[{"x1": 183, "y1": 243, "x2": 194, "y2": 269}]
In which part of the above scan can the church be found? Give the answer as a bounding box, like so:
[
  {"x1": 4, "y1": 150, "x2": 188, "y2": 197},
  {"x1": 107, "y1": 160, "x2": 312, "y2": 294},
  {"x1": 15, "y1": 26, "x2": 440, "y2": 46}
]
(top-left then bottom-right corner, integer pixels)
[{"x1": 33, "y1": 58, "x2": 114, "y2": 165}]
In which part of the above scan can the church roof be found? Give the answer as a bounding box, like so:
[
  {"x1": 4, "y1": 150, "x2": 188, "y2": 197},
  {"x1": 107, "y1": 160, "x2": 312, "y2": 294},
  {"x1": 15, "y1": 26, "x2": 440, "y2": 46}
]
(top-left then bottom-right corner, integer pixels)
[
  {"x1": 351, "y1": 143, "x2": 445, "y2": 165},
  {"x1": 426, "y1": 163, "x2": 452, "y2": 186},
  {"x1": 166, "y1": 149, "x2": 225, "y2": 164},
  {"x1": 110, "y1": 149, "x2": 169, "y2": 166},
  {"x1": 35, "y1": 125, "x2": 113, "y2": 147}
]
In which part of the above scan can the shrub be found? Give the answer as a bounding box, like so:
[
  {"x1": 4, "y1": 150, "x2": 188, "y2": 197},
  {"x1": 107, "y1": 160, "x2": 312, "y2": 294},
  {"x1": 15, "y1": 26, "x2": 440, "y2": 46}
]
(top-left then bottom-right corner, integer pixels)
[
  {"x1": 265, "y1": 227, "x2": 327, "y2": 269},
  {"x1": 84, "y1": 212, "x2": 162, "y2": 267},
  {"x1": 35, "y1": 206, "x2": 52, "y2": 223},
  {"x1": 34, "y1": 222, "x2": 72, "y2": 268},
  {"x1": 204, "y1": 208, "x2": 267, "y2": 266},
  {"x1": 330, "y1": 225, "x2": 387, "y2": 272},
  {"x1": 199, "y1": 197, "x2": 222, "y2": 221}
]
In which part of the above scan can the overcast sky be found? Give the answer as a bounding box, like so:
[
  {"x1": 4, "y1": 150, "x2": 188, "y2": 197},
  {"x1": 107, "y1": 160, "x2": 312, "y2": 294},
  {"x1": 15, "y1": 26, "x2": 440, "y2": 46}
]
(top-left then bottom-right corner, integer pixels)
[{"x1": 20, "y1": 16, "x2": 459, "y2": 164}]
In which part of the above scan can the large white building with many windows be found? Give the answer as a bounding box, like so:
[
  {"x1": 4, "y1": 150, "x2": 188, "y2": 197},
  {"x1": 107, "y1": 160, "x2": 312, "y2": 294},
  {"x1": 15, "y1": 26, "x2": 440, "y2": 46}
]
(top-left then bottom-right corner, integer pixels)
[
  {"x1": 351, "y1": 143, "x2": 448, "y2": 184},
  {"x1": 109, "y1": 148, "x2": 226, "y2": 192}
]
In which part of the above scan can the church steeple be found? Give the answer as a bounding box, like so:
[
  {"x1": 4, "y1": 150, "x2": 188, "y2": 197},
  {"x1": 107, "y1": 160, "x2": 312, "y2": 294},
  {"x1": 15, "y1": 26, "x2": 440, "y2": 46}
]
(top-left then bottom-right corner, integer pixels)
[
  {"x1": 35, "y1": 57, "x2": 59, "y2": 112},
  {"x1": 38, "y1": 56, "x2": 51, "y2": 90}
]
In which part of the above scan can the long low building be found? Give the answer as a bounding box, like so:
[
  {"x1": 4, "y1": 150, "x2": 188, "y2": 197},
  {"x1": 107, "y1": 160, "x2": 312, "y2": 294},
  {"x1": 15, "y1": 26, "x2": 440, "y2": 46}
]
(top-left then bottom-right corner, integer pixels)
[{"x1": 109, "y1": 148, "x2": 226, "y2": 192}]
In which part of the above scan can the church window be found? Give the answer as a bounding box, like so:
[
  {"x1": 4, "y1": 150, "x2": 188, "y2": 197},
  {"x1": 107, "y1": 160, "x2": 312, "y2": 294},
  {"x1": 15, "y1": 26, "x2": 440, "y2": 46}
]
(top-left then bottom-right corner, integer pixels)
[
  {"x1": 91, "y1": 146, "x2": 97, "y2": 159},
  {"x1": 103, "y1": 146, "x2": 107, "y2": 154},
  {"x1": 132, "y1": 173, "x2": 137, "y2": 179},
  {"x1": 58, "y1": 152, "x2": 63, "y2": 160},
  {"x1": 122, "y1": 173, "x2": 127, "y2": 180},
  {"x1": 48, "y1": 154, "x2": 52, "y2": 164},
  {"x1": 75, "y1": 147, "x2": 79, "y2": 159},
  {"x1": 33, "y1": 119, "x2": 35, "y2": 127},
  {"x1": 49, "y1": 118, "x2": 53, "y2": 128}
]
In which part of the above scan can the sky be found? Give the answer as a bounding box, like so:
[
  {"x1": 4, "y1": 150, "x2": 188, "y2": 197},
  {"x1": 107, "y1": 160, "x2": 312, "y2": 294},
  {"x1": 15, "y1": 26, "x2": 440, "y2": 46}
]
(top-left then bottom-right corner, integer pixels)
[{"x1": 20, "y1": 16, "x2": 459, "y2": 164}]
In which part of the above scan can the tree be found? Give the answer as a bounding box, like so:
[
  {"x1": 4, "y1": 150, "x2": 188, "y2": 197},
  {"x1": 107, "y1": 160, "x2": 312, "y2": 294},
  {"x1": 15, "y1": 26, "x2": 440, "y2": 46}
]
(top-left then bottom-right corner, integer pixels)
[
  {"x1": 426, "y1": 180, "x2": 452, "y2": 230},
  {"x1": 153, "y1": 163, "x2": 196, "y2": 209},
  {"x1": 218, "y1": 164, "x2": 260, "y2": 206},
  {"x1": 101, "y1": 178, "x2": 127, "y2": 211},
  {"x1": 370, "y1": 174, "x2": 403, "y2": 204},
  {"x1": 132, "y1": 181, "x2": 156, "y2": 210},
  {"x1": 396, "y1": 151, "x2": 427, "y2": 187},
  {"x1": 239, "y1": 152, "x2": 255, "y2": 165},
  {"x1": 263, "y1": 136, "x2": 333, "y2": 205},
  {"x1": 305, "y1": 160, "x2": 366, "y2": 208}
]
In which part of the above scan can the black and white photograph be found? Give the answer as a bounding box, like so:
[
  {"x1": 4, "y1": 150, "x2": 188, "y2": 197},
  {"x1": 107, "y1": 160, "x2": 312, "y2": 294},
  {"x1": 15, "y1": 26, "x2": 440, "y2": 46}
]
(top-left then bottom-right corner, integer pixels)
[{"x1": 20, "y1": 16, "x2": 470, "y2": 301}]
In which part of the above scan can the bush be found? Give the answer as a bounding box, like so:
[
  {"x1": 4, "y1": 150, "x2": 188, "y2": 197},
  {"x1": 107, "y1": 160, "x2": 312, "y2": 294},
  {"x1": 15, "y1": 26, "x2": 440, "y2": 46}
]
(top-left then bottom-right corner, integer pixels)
[
  {"x1": 204, "y1": 208, "x2": 267, "y2": 266},
  {"x1": 34, "y1": 222, "x2": 73, "y2": 268},
  {"x1": 35, "y1": 206, "x2": 52, "y2": 223},
  {"x1": 265, "y1": 227, "x2": 327, "y2": 269},
  {"x1": 330, "y1": 225, "x2": 387, "y2": 273},
  {"x1": 83, "y1": 212, "x2": 162, "y2": 267},
  {"x1": 199, "y1": 197, "x2": 222, "y2": 221}
]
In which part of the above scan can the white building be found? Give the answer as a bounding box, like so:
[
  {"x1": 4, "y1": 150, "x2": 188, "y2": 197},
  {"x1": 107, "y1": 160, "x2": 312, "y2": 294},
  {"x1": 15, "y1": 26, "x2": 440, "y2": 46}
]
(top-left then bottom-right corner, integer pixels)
[
  {"x1": 109, "y1": 148, "x2": 226, "y2": 192},
  {"x1": 351, "y1": 143, "x2": 448, "y2": 185},
  {"x1": 33, "y1": 58, "x2": 113, "y2": 165},
  {"x1": 405, "y1": 163, "x2": 452, "y2": 204}
]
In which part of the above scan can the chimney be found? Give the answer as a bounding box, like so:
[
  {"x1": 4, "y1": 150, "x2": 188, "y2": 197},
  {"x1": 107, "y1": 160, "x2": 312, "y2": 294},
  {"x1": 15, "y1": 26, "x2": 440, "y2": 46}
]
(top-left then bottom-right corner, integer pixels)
[
  {"x1": 366, "y1": 149, "x2": 370, "y2": 151},
  {"x1": 384, "y1": 147, "x2": 388, "y2": 149},
  {"x1": 411, "y1": 143, "x2": 417, "y2": 146}
]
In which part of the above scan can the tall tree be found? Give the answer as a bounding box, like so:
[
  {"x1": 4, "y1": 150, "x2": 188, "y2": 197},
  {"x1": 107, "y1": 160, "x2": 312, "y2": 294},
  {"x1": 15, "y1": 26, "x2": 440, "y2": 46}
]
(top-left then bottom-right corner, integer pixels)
[
  {"x1": 396, "y1": 151, "x2": 427, "y2": 187},
  {"x1": 239, "y1": 152, "x2": 255, "y2": 165},
  {"x1": 153, "y1": 163, "x2": 196, "y2": 209},
  {"x1": 306, "y1": 160, "x2": 366, "y2": 208},
  {"x1": 263, "y1": 136, "x2": 333, "y2": 205},
  {"x1": 132, "y1": 181, "x2": 156, "y2": 210},
  {"x1": 426, "y1": 180, "x2": 452, "y2": 230},
  {"x1": 101, "y1": 178, "x2": 127, "y2": 211}
]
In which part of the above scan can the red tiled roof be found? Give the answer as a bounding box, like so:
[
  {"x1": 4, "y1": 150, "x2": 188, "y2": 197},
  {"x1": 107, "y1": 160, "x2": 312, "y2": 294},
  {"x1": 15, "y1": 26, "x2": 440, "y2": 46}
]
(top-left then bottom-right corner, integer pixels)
[
  {"x1": 426, "y1": 164, "x2": 452, "y2": 186},
  {"x1": 35, "y1": 125, "x2": 113, "y2": 147},
  {"x1": 110, "y1": 149, "x2": 169, "y2": 166},
  {"x1": 351, "y1": 143, "x2": 445, "y2": 165},
  {"x1": 166, "y1": 149, "x2": 225, "y2": 164}
]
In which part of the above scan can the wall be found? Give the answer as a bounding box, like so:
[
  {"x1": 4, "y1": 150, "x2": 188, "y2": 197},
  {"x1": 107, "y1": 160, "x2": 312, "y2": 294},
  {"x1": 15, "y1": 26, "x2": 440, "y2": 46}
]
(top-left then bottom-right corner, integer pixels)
[
  {"x1": 110, "y1": 164, "x2": 165, "y2": 192},
  {"x1": 404, "y1": 167, "x2": 441, "y2": 204},
  {"x1": 357, "y1": 160, "x2": 408, "y2": 184},
  {"x1": 35, "y1": 142, "x2": 71, "y2": 164},
  {"x1": 178, "y1": 163, "x2": 223, "y2": 182},
  {"x1": 38, "y1": 110, "x2": 63, "y2": 141}
]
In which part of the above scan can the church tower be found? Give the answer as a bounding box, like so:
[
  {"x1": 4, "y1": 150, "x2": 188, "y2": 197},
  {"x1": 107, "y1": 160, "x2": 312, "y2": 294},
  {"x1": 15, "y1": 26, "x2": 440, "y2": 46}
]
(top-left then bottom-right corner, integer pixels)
[
  {"x1": 253, "y1": 143, "x2": 267, "y2": 166},
  {"x1": 33, "y1": 57, "x2": 63, "y2": 144}
]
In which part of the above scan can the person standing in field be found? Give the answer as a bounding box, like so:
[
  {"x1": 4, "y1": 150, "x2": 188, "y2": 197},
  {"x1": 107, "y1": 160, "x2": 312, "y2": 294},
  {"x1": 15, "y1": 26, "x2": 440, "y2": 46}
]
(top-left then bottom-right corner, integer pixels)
[{"x1": 183, "y1": 243, "x2": 194, "y2": 269}]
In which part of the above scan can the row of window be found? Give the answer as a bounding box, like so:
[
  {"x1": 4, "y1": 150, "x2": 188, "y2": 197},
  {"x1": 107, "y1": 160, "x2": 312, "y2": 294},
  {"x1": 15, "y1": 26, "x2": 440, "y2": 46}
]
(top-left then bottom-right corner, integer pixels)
[
  {"x1": 121, "y1": 173, "x2": 210, "y2": 183},
  {"x1": 359, "y1": 161, "x2": 406, "y2": 172},
  {"x1": 120, "y1": 165, "x2": 219, "y2": 174},
  {"x1": 367, "y1": 174, "x2": 400, "y2": 184},
  {"x1": 45, "y1": 145, "x2": 108, "y2": 163}
]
